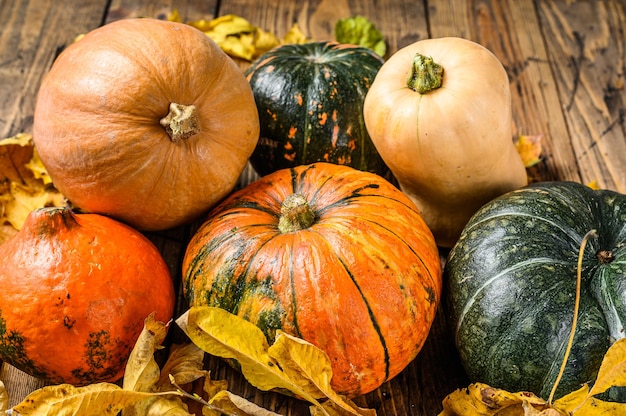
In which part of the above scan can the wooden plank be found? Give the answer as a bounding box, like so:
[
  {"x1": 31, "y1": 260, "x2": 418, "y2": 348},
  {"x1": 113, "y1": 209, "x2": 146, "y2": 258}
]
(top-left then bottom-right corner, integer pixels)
[
  {"x1": 216, "y1": 0, "x2": 429, "y2": 56},
  {"x1": 427, "y1": 0, "x2": 580, "y2": 184},
  {"x1": 105, "y1": 0, "x2": 219, "y2": 23},
  {"x1": 537, "y1": 0, "x2": 626, "y2": 192},
  {"x1": 0, "y1": 0, "x2": 110, "y2": 139}
]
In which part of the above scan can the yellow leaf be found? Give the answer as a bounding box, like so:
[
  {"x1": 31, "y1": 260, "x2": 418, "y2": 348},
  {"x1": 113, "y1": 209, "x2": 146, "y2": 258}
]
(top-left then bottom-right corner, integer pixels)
[
  {"x1": 253, "y1": 28, "x2": 280, "y2": 57},
  {"x1": 309, "y1": 396, "x2": 377, "y2": 416},
  {"x1": 439, "y1": 383, "x2": 553, "y2": 416},
  {"x1": 166, "y1": 8, "x2": 182, "y2": 23},
  {"x1": 0, "y1": 133, "x2": 64, "y2": 237},
  {"x1": 211, "y1": 32, "x2": 256, "y2": 61},
  {"x1": 552, "y1": 338, "x2": 626, "y2": 414},
  {"x1": 10, "y1": 383, "x2": 178, "y2": 415},
  {"x1": 589, "y1": 338, "x2": 626, "y2": 396},
  {"x1": 209, "y1": 390, "x2": 282, "y2": 415},
  {"x1": 515, "y1": 134, "x2": 543, "y2": 168},
  {"x1": 269, "y1": 331, "x2": 359, "y2": 414},
  {"x1": 156, "y1": 343, "x2": 207, "y2": 389},
  {"x1": 177, "y1": 307, "x2": 327, "y2": 410},
  {"x1": 282, "y1": 23, "x2": 309, "y2": 45},
  {"x1": 25, "y1": 147, "x2": 53, "y2": 185},
  {"x1": 0, "y1": 381, "x2": 8, "y2": 412},
  {"x1": 123, "y1": 314, "x2": 169, "y2": 392},
  {"x1": 2, "y1": 181, "x2": 49, "y2": 228},
  {"x1": 587, "y1": 180, "x2": 600, "y2": 190}
]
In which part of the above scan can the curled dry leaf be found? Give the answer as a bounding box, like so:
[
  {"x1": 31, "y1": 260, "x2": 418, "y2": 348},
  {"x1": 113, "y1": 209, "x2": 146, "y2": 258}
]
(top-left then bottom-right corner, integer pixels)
[
  {"x1": 1, "y1": 380, "x2": 8, "y2": 412},
  {"x1": 9, "y1": 383, "x2": 177, "y2": 416},
  {"x1": 0, "y1": 133, "x2": 64, "y2": 242},
  {"x1": 123, "y1": 313, "x2": 169, "y2": 392},
  {"x1": 166, "y1": 10, "x2": 308, "y2": 61},
  {"x1": 176, "y1": 307, "x2": 375, "y2": 415},
  {"x1": 208, "y1": 390, "x2": 282, "y2": 416},
  {"x1": 440, "y1": 338, "x2": 626, "y2": 415},
  {"x1": 156, "y1": 343, "x2": 207, "y2": 389}
]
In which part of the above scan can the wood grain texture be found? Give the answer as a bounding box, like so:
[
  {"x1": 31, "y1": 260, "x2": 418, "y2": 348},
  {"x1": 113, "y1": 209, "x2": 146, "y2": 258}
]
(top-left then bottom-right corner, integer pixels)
[
  {"x1": 0, "y1": 0, "x2": 109, "y2": 139},
  {"x1": 538, "y1": 0, "x2": 626, "y2": 192},
  {"x1": 1, "y1": 0, "x2": 625, "y2": 414}
]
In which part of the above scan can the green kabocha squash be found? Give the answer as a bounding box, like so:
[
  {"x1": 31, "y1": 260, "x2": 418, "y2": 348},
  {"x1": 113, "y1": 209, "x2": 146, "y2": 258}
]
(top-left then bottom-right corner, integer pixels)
[
  {"x1": 445, "y1": 181, "x2": 626, "y2": 400},
  {"x1": 244, "y1": 41, "x2": 389, "y2": 177}
]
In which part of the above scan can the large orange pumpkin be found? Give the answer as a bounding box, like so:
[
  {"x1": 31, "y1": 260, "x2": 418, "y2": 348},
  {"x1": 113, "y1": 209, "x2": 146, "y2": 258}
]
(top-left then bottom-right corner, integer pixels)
[
  {"x1": 182, "y1": 163, "x2": 442, "y2": 397},
  {"x1": 0, "y1": 206, "x2": 176, "y2": 385},
  {"x1": 33, "y1": 18, "x2": 259, "y2": 231}
]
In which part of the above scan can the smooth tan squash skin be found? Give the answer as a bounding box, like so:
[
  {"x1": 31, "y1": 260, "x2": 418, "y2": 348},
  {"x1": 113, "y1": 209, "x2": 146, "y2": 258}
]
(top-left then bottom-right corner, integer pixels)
[
  {"x1": 33, "y1": 18, "x2": 260, "y2": 231},
  {"x1": 363, "y1": 37, "x2": 527, "y2": 248}
]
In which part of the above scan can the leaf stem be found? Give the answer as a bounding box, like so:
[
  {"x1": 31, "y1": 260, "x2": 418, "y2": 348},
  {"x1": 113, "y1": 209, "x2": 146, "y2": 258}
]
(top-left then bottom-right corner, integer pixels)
[
  {"x1": 169, "y1": 374, "x2": 237, "y2": 416},
  {"x1": 548, "y1": 229, "x2": 598, "y2": 405}
]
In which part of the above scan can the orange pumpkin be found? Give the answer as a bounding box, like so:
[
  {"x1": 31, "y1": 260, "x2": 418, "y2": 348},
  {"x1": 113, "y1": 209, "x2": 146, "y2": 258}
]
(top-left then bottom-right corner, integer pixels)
[
  {"x1": 182, "y1": 163, "x2": 442, "y2": 397},
  {"x1": 33, "y1": 18, "x2": 259, "y2": 231},
  {"x1": 0, "y1": 206, "x2": 176, "y2": 385}
]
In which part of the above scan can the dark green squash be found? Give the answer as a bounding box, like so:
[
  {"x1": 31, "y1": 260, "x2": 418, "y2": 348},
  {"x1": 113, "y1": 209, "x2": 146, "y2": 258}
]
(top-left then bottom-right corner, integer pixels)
[
  {"x1": 445, "y1": 181, "x2": 626, "y2": 400},
  {"x1": 244, "y1": 41, "x2": 389, "y2": 177}
]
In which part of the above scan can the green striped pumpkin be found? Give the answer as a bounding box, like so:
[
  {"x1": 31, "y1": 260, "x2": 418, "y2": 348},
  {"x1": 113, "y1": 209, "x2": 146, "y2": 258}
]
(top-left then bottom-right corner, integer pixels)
[
  {"x1": 182, "y1": 163, "x2": 442, "y2": 397},
  {"x1": 445, "y1": 181, "x2": 626, "y2": 400},
  {"x1": 244, "y1": 41, "x2": 389, "y2": 177}
]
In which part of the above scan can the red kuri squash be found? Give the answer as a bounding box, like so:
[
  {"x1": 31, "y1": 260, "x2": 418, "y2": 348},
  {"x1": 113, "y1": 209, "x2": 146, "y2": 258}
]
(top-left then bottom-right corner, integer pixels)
[{"x1": 0, "y1": 206, "x2": 176, "y2": 385}]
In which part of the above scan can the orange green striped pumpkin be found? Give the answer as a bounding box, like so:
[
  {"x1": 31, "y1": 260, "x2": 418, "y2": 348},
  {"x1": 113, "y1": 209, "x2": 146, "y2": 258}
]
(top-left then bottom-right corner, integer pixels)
[
  {"x1": 182, "y1": 163, "x2": 442, "y2": 396},
  {"x1": 244, "y1": 41, "x2": 389, "y2": 177}
]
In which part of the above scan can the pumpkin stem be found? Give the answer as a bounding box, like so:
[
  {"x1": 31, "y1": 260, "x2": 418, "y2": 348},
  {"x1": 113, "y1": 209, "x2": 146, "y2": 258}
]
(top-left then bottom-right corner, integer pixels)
[
  {"x1": 406, "y1": 53, "x2": 444, "y2": 94},
  {"x1": 160, "y1": 103, "x2": 200, "y2": 142},
  {"x1": 278, "y1": 194, "x2": 316, "y2": 233},
  {"x1": 548, "y1": 229, "x2": 598, "y2": 405},
  {"x1": 32, "y1": 206, "x2": 80, "y2": 235}
]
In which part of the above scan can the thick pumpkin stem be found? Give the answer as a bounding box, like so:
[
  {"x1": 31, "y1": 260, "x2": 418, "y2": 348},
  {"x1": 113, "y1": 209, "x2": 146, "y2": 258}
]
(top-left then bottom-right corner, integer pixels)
[
  {"x1": 406, "y1": 53, "x2": 444, "y2": 94},
  {"x1": 278, "y1": 193, "x2": 316, "y2": 233},
  {"x1": 160, "y1": 103, "x2": 200, "y2": 142}
]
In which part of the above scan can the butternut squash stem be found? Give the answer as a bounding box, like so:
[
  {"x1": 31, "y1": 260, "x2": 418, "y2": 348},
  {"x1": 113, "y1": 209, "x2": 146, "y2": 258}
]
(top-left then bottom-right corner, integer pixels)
[
  {"x1": 406, "y1": 53, "x2": 444, "y2": 94},
  {"x1": 548, "y1": 229, "x2": 598, "y2": 405},
  {"x1": 278, "y1": 193, "x2": 316, "y2": 233},
  {"x1": 160, "y1": 102, "x2": 199, "y2": 142}
]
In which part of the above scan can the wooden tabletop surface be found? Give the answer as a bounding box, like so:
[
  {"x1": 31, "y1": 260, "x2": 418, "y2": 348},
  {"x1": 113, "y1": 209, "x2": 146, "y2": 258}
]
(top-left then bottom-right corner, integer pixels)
[{"x1": 1, "y1": 0, "x2": 625, "y2": 415}]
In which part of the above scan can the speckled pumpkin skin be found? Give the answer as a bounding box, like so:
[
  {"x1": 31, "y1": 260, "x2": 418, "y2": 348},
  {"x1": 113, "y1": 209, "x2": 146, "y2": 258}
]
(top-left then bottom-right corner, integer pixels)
[
  {"x1": 182, "y1": 163, "x2": 442, "y2": 397},
  {"x1": 445, "y1": 181, "x2": 626, "y2": 400},
  {"x1": 0, "y1": 207, "x2": 176, "y2": 385},
  {"x1": 245, "y1": 42, "x2": 388, "y2": 177}
]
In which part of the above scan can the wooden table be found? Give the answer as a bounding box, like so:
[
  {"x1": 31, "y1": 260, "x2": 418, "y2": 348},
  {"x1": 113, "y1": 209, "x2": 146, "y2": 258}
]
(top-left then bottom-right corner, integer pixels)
[{"x1": 1, "y1": 0, "x2": 624, "y2": 414}]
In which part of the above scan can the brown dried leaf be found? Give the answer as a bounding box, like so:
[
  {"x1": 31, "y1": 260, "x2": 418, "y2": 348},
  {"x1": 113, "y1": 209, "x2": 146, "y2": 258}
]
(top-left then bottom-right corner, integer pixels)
[
  {"x1": 156, "y1": 343, "x2": 207, "y2": 389},
  {"x1": 0, "y1": 133, "x2": 34, "y2": 184}
]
